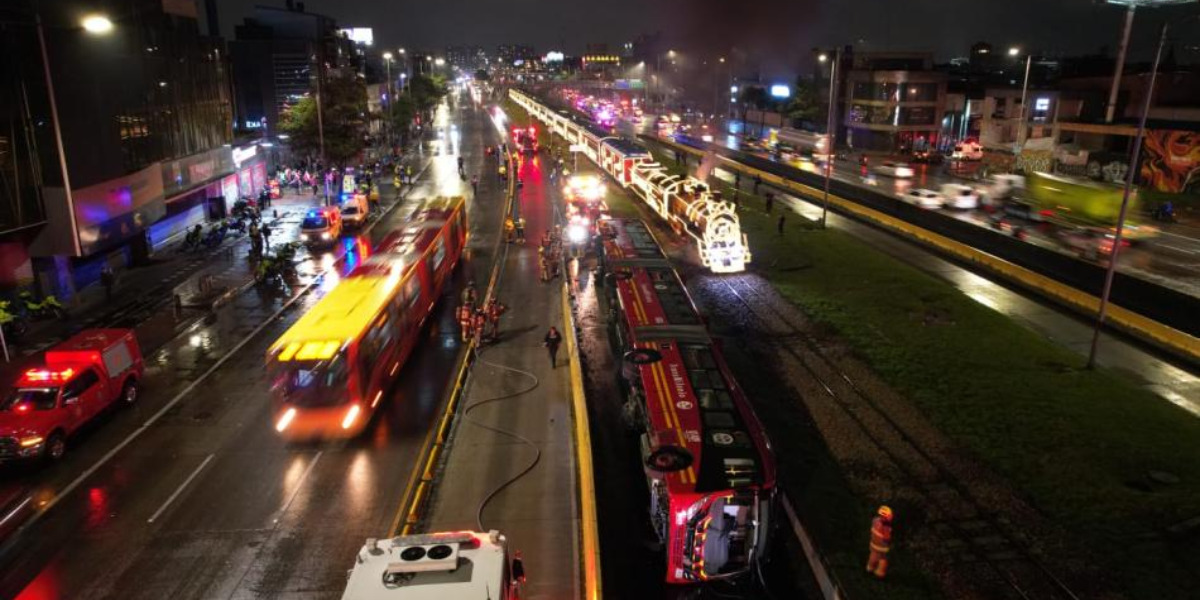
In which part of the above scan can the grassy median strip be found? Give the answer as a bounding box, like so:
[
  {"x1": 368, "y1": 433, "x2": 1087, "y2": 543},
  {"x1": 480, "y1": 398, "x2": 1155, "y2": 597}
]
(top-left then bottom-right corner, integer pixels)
[{"x1": 642, "y1": 146, "x2": 1200, "y2": 600}]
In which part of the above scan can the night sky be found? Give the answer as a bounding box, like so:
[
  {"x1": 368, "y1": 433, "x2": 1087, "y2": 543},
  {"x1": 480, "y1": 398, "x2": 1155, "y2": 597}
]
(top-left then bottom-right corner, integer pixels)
[{"x1": 213, "y1": 0, "x2": 1200, "y2": 73}]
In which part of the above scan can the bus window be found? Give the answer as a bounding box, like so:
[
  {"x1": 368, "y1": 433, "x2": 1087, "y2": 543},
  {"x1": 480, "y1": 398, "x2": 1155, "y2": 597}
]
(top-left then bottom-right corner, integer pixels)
[
  {"x1": 404, "y1": 276, "x2": 423, "y2": 310},
  {"x1": 270, "y1": 350, "x2": 349, "y2": 408},
  {"x1": 432, "y1": 236, "x2": 446, "y2": 271}
]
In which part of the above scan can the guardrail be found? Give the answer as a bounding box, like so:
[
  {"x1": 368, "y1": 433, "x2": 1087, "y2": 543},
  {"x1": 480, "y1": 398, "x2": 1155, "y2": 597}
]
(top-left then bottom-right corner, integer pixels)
[{"x1": 652, "y1": 136, "x2": 1200, "y2": 362}]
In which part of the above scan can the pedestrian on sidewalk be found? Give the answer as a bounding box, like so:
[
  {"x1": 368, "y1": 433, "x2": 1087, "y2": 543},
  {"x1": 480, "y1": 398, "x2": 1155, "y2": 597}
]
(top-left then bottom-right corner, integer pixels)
[
  {"x1": 261, "y1": 223, "x2": 272, "y2": 249},
  {"x1": 777, "y1": 214, "x2": 786, "y2": 236},
  {"x1": 753, "y1": 174, "x2": 762, "y2": 194},
  {"x1": 765, "y1": 192, "x2": 775, "y2": 214},
  {"x1": 471, "y1": 175, "x2": 479, "y2": 196},
  {"x1": 100, "y1": 266, "x2": 116, "y2": 300},
  {"x1": 515, "y1": 217, "x2": 526, "y2": 244},
  {"x1": 544, "y1": 326, "x2": 563, "y2": 369}
]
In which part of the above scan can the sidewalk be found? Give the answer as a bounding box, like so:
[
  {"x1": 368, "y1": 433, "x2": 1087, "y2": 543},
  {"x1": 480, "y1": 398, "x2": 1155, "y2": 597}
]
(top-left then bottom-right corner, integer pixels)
[{"x1": 0, "y1": 160, "x2": 427, "y2": 386}]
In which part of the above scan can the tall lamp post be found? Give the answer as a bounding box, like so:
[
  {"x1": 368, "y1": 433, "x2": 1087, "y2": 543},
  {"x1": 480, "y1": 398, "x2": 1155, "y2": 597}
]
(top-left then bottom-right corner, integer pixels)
[
  {"x1": 1086, "y1": 23, "x2": 1169, "y2": 369},
  {"x1": 383, "y1": 52, "x2": 394, "y2": 149},
  {"x1": 818, "y1": 49, "x2": 840, "y2": 229},
  {"x1": 1102, "y1": 0, "x2": 1196, "y2": 123},
  {"x1": 1008, "y1": 47, "x2": 1033, "y2": 153}
]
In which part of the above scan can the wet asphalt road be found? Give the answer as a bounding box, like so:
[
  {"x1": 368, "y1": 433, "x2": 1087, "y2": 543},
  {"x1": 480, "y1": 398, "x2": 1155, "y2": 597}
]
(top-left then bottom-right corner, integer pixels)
[{"x1": 0, "y1": 93, "x2": 507, "y2": 600}]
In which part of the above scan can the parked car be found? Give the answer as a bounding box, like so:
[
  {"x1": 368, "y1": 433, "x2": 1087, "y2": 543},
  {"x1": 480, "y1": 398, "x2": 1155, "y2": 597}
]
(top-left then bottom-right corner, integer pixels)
[
  {"x1": 940, "y1": 183, "x2": 980, "y2": 209},
  {"x1": 874, "y1": 161, "x2": 915, "y2": 178},
  {"x1": 901, "y1": 188, "x2": 946, "y2": 209},
  {"x1": 0, "y1": 329, "x2": 143, "y2": 461}
]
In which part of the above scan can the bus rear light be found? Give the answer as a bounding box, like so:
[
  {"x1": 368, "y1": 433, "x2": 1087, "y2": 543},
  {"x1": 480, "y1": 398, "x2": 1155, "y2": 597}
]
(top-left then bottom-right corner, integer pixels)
[
  {"x1": 342, "y1": 405, "x2": 361, "y2": 429},
  {"x1": 276, "y1": 408, "x2": 297, "y2": 432}
]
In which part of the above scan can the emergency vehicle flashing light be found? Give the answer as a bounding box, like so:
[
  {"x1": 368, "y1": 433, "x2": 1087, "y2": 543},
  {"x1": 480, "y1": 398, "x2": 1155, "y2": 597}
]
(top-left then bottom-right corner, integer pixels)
[{"x1": 23, "y1": 368, "x2": 76, "y2": 383}]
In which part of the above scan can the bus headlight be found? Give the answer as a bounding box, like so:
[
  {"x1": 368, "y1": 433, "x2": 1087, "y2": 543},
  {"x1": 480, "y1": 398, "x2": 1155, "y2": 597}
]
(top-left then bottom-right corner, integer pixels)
[
  {"x1": 321, "y1": 232, "x2": 332, "y2": 240},
  {"x1": 275, "y1": 408, "x2": 297, "y2": 432}
]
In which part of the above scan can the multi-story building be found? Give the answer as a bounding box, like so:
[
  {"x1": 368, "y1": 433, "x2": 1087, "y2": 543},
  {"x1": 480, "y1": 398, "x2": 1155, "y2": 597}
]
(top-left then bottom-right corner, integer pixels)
[
  {"x1": 0, "y1": 0, "x2": 239, "y2": 294},
  {"x1": 229, "y1": 1, "x2": 359, "y2": 138},
  {"x1": 842, "y1": 52, "x2": 947, "y2": 152},
  {"x1": 446, "y1": 45, "x2": 487, "y2": 71}
]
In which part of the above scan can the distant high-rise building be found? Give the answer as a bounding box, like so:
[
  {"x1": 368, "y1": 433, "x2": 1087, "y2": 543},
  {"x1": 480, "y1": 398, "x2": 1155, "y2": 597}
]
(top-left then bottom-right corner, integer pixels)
[
  {"x1": 446, "y1": 45, "x2": 487, "y2": 71},
  {"x1": 497, "y1": 44, "x2": 537, "y2": 66},
  {"x1": 229, "y1": 1, "x2": 360, "y2": 138}
]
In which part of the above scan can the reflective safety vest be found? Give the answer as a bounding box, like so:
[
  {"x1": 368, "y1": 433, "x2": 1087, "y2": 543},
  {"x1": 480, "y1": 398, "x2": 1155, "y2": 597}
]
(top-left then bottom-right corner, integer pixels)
[{"x1": 870, "y1": 517, "x2": 893, "y2": 553}]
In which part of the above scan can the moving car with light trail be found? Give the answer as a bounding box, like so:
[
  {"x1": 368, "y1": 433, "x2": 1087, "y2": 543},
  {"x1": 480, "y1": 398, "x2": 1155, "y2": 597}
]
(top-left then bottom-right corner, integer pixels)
[
  {"x1": 1, "y1": 329, "x2": 143, "y2": 461},
  {"x1": 873, "y1": 161, "x2": 915, "y2": 178},
  {"x1": 267, "y1": 197, "x2": 467, "y2": 440}
]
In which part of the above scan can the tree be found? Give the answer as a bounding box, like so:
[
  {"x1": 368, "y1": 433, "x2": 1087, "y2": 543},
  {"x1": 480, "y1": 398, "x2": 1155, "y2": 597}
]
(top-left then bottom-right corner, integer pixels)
[
  {"x1": 784, "y1": 78, "x2": 823, "y2": 127},
  {"x1": 279, "y1": 70, "x2": 368, "y2": 166},
  {"x1": 407, "y1": 73, "x2": 448, "y2": 116},
  {"x1": 738, "y1": 85, "x2": 769, "y2": 123},
  {"x1": 390, "y1": 94, "x2": 417, "y2": 143}
]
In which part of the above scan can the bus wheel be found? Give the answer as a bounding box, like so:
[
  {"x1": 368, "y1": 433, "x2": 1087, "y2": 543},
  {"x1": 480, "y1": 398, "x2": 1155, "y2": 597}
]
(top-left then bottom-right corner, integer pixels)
[{"x1": 646, "y1": 445, "x2": 693, "y2": 473}]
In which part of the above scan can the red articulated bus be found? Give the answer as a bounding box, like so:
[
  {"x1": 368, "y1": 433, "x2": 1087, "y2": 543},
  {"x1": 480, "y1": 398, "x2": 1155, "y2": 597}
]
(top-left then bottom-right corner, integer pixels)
[
  {"x1": 598, "y1": 218, "x2": 776, "y2": 584},
  {"x1": 266, "y1": 196, "x2": 467, "y2": 440}
]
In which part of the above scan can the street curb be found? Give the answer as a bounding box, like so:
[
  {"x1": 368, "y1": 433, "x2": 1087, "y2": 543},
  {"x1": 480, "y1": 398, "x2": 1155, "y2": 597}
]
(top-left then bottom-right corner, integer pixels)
[
  {"x1": 391, "y1": 150, "x2": 516, "y2": 537},
  {"x1": 561, "y1": 278, "x2": 603, "y2": 600},
  {"x1": 783, "y1": 492, "x2": 847, "y2": 600},
  {"x1": 654, "y1": 137, "x2": 1200, "y2": 363}
]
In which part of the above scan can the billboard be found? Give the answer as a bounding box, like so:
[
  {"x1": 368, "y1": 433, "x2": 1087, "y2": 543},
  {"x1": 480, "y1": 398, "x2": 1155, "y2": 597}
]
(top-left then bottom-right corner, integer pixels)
[{"x1": 1141, "y1": 129, "x2": 1200, "y2": 195}]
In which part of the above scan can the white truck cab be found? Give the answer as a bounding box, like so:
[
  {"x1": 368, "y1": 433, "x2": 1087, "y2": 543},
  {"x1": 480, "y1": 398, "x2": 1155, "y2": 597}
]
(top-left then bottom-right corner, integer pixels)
[{"x1": 341, "y1": 531, "x2": 524, "y2": 600}]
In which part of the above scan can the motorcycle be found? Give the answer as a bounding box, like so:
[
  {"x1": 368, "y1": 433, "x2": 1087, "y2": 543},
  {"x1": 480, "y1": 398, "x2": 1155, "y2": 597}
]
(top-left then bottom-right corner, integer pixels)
[
  {"x1": 183, "y1": 225, "x2": 204, "y2": 252},
  {"x1": 0, "y1": 301, "x2": 29, "y2": 339},
  {"x1": 202, "y1": 223, "x2": 228, "y2": 249},
  {"x1": 18, "y1": 291, "x2": 67, "y2": 320}
]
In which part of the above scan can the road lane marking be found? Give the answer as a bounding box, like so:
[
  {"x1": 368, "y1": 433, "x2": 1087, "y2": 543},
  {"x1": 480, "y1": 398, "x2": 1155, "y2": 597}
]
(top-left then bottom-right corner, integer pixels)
[
  {"x1": 0, "y1": 157, "x2": 437, "y2": 551},
  {"x1": 147, "y1": 453, "x2": 214, "y2": 523},
  {"x1": 272, "y1": 450, "x2": 322, "y2": 525},
  {"x1": 0, "y1": 497, "x2": 31, "y2": 529}
]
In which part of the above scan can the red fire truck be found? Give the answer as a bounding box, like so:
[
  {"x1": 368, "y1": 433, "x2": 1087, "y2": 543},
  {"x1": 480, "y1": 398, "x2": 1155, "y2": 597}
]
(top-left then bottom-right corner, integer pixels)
[
  {"x1": 599, "y1": 218, "x2": 776, "y2": 584},
  {"x1": 0, "y1": 329, "x2": 144, "y2": 461}
]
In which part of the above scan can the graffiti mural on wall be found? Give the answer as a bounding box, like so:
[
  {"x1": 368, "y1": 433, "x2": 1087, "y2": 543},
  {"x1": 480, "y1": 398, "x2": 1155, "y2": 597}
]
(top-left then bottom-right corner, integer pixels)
[{"x1": 1141, "y1": 130, "x2": 1200, "y2": 195}]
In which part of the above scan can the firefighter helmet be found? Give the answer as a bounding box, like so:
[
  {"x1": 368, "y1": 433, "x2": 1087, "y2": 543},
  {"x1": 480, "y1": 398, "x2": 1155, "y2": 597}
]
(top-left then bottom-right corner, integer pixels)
[{"x1": 878, "y1": 505, "x2": 893, "y2": 521}]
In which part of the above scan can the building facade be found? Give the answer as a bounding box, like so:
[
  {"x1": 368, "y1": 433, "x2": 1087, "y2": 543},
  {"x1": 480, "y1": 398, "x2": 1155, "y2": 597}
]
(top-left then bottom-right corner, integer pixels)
[
  {"x1": 842, "y1": 52, "x2": 947, "y2": 152},
  {"x1": 0, "y1": 0, "x2": 241, "y2": 295}
]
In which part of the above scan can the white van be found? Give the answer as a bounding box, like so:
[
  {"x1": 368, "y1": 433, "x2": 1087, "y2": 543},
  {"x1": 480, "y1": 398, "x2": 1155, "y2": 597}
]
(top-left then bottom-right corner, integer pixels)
[
  {"x1": 340, "y1": 193, "x2": 370, "y2": 228},
  {"x1": 341, "y1": 531, "x2": 524, "y2": 600}
]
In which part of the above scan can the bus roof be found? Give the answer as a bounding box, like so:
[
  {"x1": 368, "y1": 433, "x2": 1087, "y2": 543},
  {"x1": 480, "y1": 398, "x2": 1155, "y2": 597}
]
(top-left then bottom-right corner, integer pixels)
[{"x1": 269, "y1": 275, "x2": 400, "y2": 356}]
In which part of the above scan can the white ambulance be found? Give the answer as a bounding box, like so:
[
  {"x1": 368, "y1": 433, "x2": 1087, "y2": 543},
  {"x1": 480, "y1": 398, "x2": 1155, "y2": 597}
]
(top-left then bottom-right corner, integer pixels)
[{"x1": 340, "y1": 531, "x2": 525, "y2": 600}]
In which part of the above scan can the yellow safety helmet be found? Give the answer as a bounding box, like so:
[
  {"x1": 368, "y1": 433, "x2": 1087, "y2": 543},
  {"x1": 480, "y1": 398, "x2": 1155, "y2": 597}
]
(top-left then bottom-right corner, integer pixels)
[{"x1": 878, "y1": 505, "x2": 893, "y2": 520}]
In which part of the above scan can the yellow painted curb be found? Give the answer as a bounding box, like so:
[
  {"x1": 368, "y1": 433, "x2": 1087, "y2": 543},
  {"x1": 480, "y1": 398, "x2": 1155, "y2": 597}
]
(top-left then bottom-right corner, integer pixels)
[
  {"x1": 562, "y1": 280, "x2": 603, "y2": 600},
  {"x1": 656, "y1": 138, "x2": 1200, "y2": 361}
]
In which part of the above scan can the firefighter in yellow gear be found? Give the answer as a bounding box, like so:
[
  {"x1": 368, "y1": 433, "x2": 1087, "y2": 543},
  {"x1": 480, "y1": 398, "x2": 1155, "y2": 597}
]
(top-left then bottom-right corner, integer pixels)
[
  {"x1": 504, "y1": 217, "x2": 515, "y2": 243},
  {"x1": 867, "y1": 505, "x2": 893, "y2": 578}
]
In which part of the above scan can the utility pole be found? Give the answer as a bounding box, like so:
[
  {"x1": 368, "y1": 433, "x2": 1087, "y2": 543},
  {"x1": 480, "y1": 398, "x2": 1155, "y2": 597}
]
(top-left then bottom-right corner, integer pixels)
[
  {"x1": 1087, "y1": 22, "x2": 1167, "y2": 369},
  {"x1": 820, "y1": 47, "x2": 840, "y2": 229},
  {"x1": 314, "y1": 52, "x2": 327, "y2": 204}
]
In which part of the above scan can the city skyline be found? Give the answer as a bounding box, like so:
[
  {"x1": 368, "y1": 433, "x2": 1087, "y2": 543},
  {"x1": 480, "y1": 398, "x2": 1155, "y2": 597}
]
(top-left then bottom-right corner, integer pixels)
[{"x1": 213, "y1": 0, "x2": 1200, "y2": 68}]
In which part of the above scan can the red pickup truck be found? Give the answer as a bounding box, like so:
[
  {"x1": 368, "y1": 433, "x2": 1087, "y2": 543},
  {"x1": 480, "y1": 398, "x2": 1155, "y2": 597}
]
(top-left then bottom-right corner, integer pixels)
[{"x1": 0, "y1": 329, "x2": 143, "y2": 461}]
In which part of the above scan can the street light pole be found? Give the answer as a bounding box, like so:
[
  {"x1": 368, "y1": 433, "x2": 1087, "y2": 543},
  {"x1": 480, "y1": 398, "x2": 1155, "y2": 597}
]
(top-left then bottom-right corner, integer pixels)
[
  {"x1": 820, "y1": 47, "x2": 840, "y2": 229},
  {"x1": 314, "y1": 52, "x2": 327, "y2": 204},
  {"x1": 1105, "y1": 3, "x2": 1137, "y2": 123},
  {"x1": 1015, "y1": 51, "x2": 1032, "y2": 153},
  {"x1": 383, "y1": 53, "x2": 393, "y2": 150},
  {"x1": 35, "y1": 12, "x2": 83, "y2": 257},
  {"x1": 1086, "y1": 22, "x2": 1167, "y2": 369}
]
